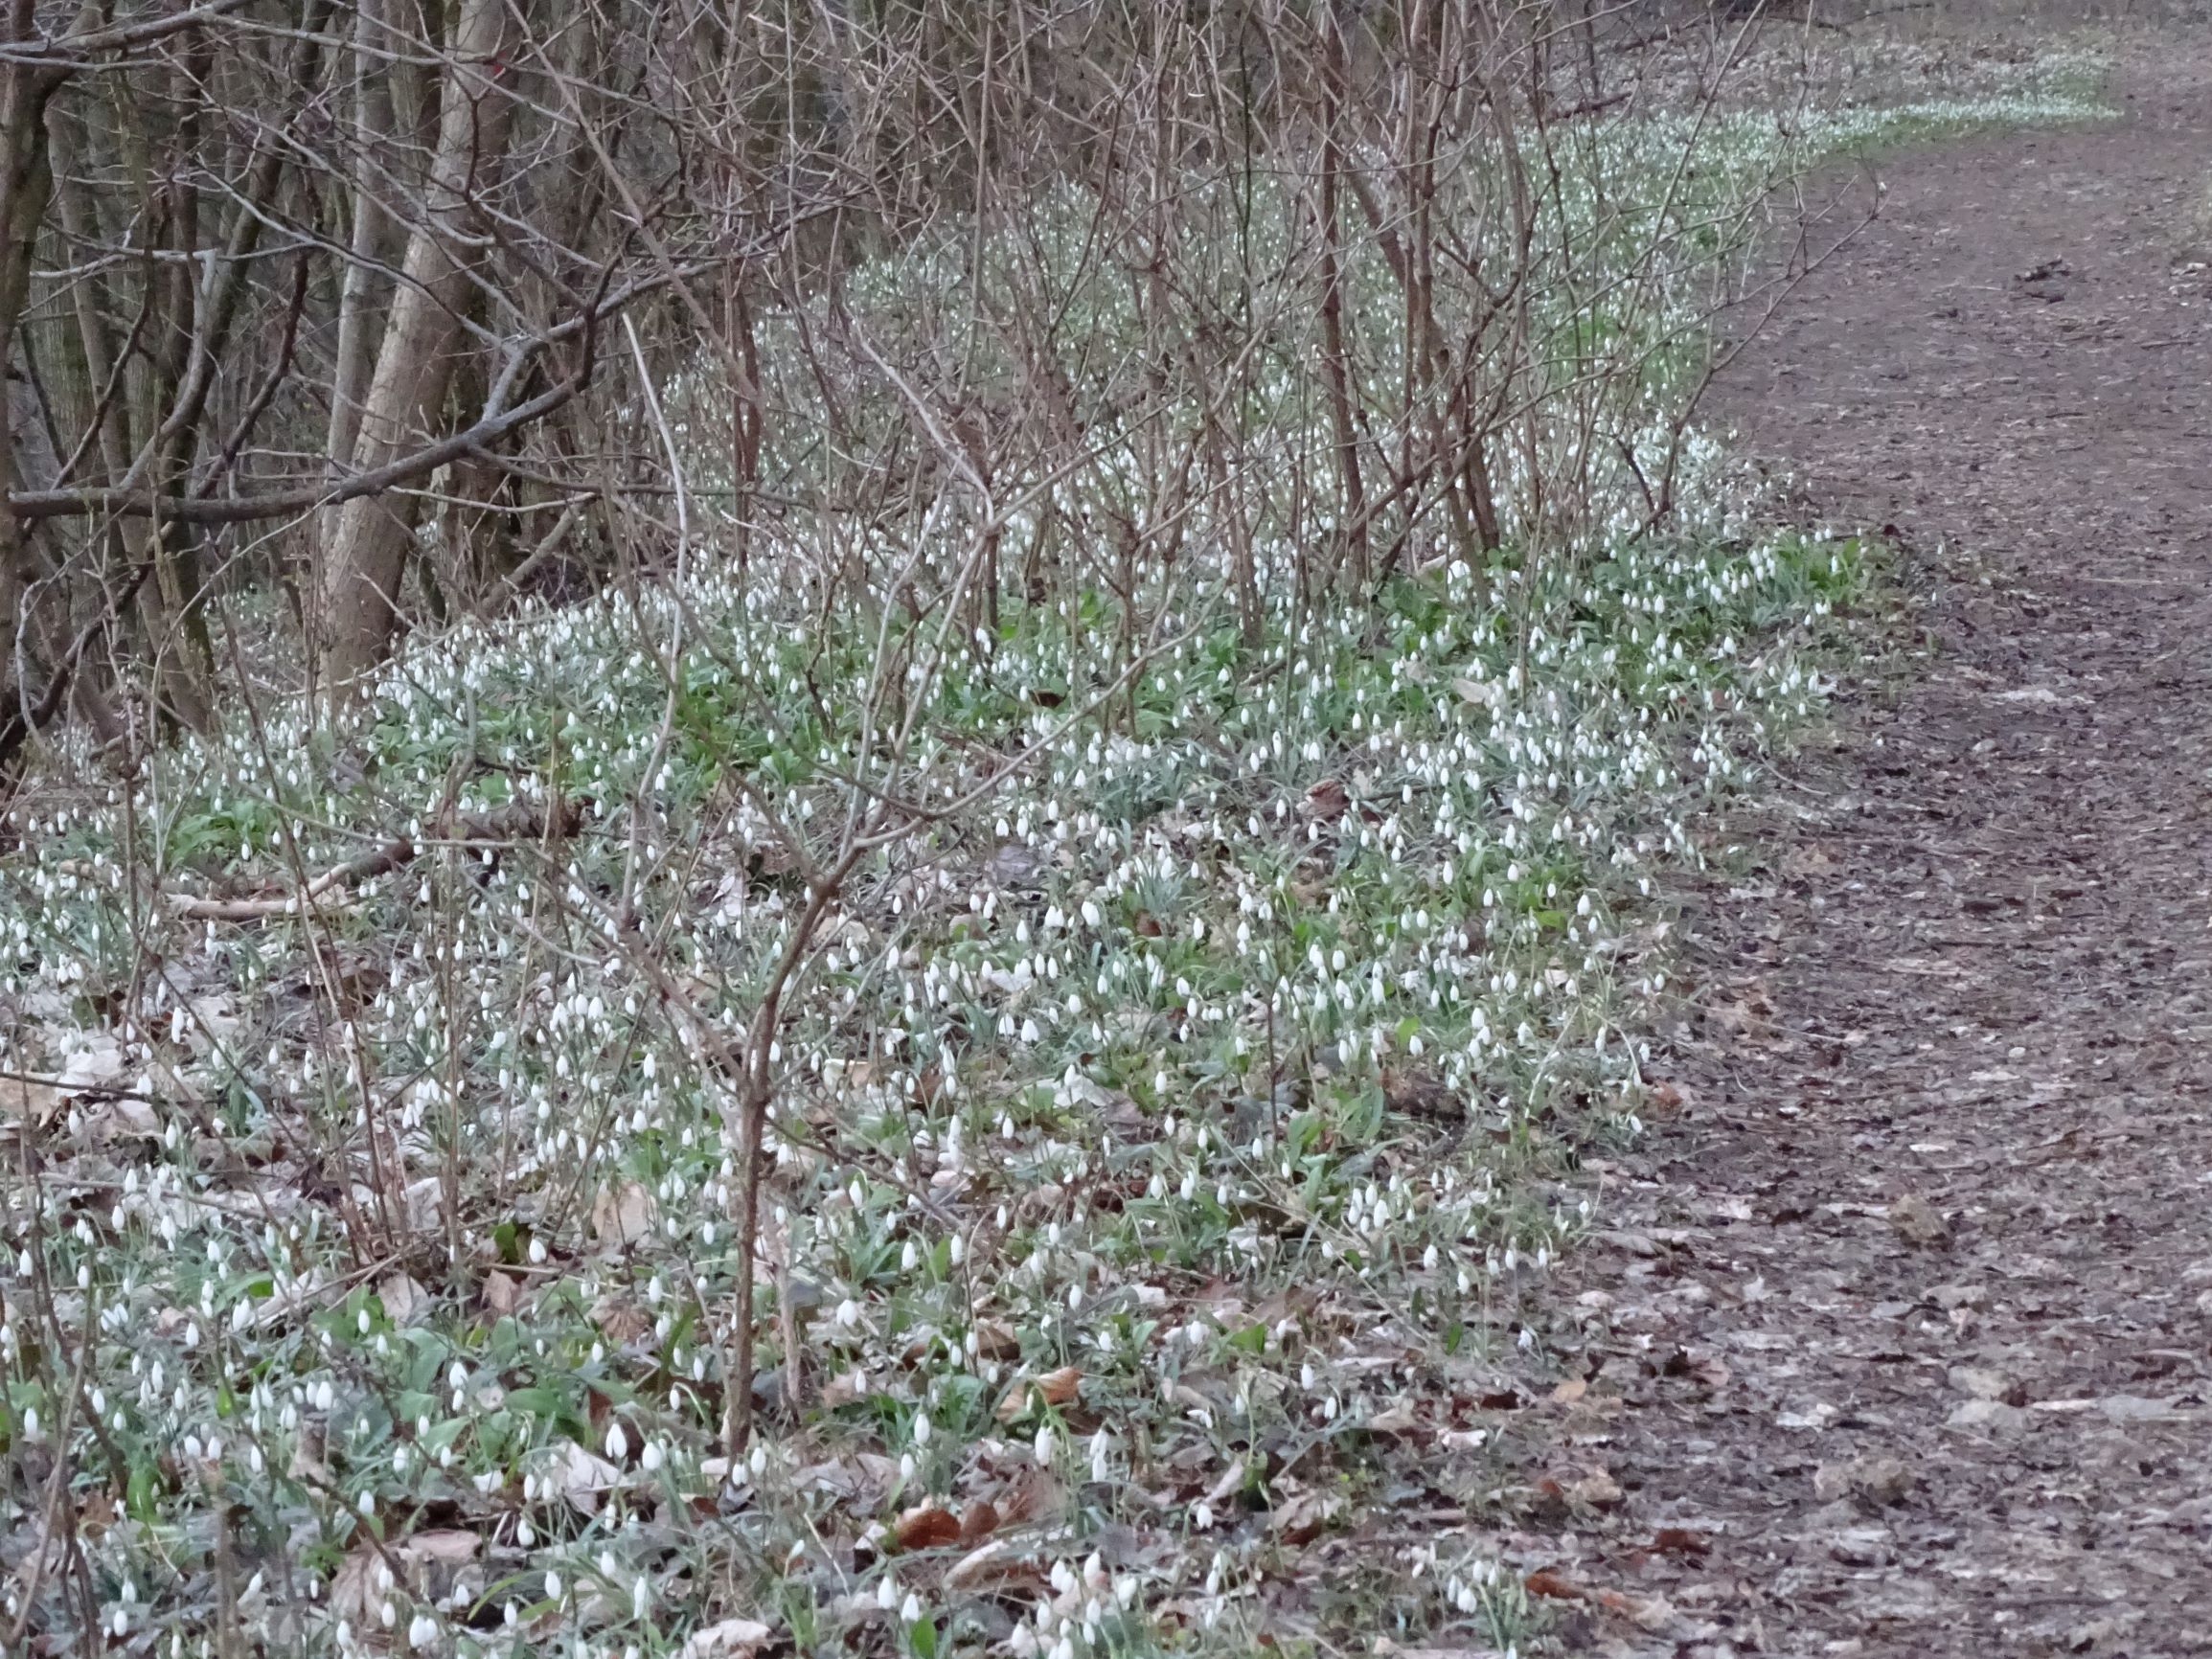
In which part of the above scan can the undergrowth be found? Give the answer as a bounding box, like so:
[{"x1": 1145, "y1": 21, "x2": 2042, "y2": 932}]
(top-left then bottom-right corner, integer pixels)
[{"x1": 0, "y1": 49, "x2": 2104, "y2": 1659}]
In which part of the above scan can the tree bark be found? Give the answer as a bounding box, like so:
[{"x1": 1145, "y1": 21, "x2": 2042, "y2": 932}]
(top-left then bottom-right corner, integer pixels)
[
  {"x1": 0, "y1": 0, "x2": 63, "y2": 783},
  {"x1": 326, "y1": 0, "x2": 396, "y2": 483},
  {"x1": 318, "y1": 0, "x2": 517, "y2": 687}
]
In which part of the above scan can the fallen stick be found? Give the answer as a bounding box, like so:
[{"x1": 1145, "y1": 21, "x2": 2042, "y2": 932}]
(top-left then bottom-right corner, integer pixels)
[{"x1": 167, "y1": 797, "x2": 582, "y2": 922}]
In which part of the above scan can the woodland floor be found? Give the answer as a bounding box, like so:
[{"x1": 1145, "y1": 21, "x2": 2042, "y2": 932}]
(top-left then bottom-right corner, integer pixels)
[{"x1": 1509, "y1": 22, "x2": 2212, "y2": 1659}]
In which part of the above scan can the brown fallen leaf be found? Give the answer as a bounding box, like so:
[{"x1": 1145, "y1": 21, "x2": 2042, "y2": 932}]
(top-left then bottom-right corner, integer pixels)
[
  {"x1": 589, "y1": 1293, "x2": 650, "y2": 1345},
  {"x1": 679, "y1": 1619, "x2": 775, "y2": 1658},
  {"x1": 1567, "y1": 1469, "x2": 1625, "y2": 1509},
  {"x1": 1522, "y1": 1570, "x2": 1680, "y2": 1634},
  {"x1": 957, "y1": 1499, "x2": 999, "y2": 1544},
  {"x1": 547, "y1": 1438, "x2": 624, "y2": 1515},
  {"x1": 399, "y1": 1530, "x2": 481, "y2": 1564},
  {"x1": 74, "y1": 1096, "x2": 162, "y2": 1145},
  {"x1": 1201, "y1": 1457, "x2": 1248, "y2": 1509},
  {"x1": 944, "y1": 1539, "x2": 1052, "y2": 1595},
  {"x1": 995, "y1": 1364, "x2": 1082, "y2": 1423},
  {"x1": 77, "y1": 1489, "x2": 117, "y2": 1536},
  {"x1": 330, "y1": 1545, "x2": 390, "y2": 1625},
  {"x1": 592, "y1": 1179, "x2": 656, "y2": 1247},
  {"x1": 1367, "y1": 1403, "x2": 1425, "y2": 1439},
  {"x1": 1650, "y1": 1527, "x2": 1710, "y2": 1557},
  {"x1": 1889, "y1": 1193, "x2": 1950, "y2": 1248},
  {"x1": 893, "y1": 1504, "x2": 962, "y2": 1551},
  {"x1": 1269, "y1": 1488, "x2": 1347, "y2": 1545},
  {"x1": 377, "y1": 1272, "x2": 428, "y2": 1326},
  {"x1": 1813, "y1": 1455, "x2": 1915, "y2": 1508},
  {"x1": 483, "y1": 1269, "x2": 523, "y2": 1317},
  {"x1": 1303, "y1": 778, "x2": 1350, "y2": 821},
  {"x1": 1, "y1": 1075, "x2": 67, "y2": 1126},
  {"x1": 996, "y1": 1465, "x2": 1066, "y2": 1526}
]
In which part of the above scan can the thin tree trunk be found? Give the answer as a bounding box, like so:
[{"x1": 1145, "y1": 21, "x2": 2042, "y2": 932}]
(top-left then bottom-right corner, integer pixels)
[
  {"x1": 319, "y1": 0, "x2": 517, "y2": 686},
  {"x1": 327, "y1": 0, "x2": 396, "y2": 482},
  {"x1": 0, "y1": 1, "x2": 63, "y2": 784}
]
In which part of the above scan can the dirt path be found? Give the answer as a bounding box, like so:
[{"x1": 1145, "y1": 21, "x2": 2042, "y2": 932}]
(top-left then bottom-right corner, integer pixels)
[{"x1": 1526, "y1": 36, "x2": 2212, "y2": 1659}]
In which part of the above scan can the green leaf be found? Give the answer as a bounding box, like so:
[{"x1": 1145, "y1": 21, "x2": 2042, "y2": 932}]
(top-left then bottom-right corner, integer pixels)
[{"x1": 127, "y1": 1463, "x2": 162, "y2": 1525}]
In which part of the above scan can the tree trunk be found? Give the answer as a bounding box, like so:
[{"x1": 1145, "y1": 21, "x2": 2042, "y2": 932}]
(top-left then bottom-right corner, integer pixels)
[
  {"x1": 326, "y1": 0, "x2": 396, "y2": 482},
  {"x1": 0, "y1": 4, "x2": 61, "y2": 784},
  {"x1": 318, "y1": 0, "x2": 516, "y2": 687}
]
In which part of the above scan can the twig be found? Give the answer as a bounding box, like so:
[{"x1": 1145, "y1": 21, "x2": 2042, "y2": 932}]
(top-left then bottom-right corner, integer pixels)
[{"x1": 164, "y1": 797, "x2": 584, "y2": 921}]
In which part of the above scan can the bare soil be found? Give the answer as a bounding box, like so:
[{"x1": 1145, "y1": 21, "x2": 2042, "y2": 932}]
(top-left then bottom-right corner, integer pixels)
[{"x1": 1514, "y1": 29, "x2": 2212, "y2": 1659}]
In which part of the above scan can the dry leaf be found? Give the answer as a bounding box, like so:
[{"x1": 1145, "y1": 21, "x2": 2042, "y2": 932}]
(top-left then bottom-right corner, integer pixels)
[
  {"x1": 1269, "y1": 1488, "x2": 1346, "y2": 1545},
  {"x1": 1367, "y1": 1403, "x2": 1425, "y2": 1438},
  {"x1": 589, "y1": 1293, "x2": 650, "y2": 1345},
  {"x1": 957, "y1": 1499, "x2": 999, "y2": 1543},
  {"x1": 592, "y1": 1179, "x2": 656, "y2": 1247},
  {"x1": 996, "y1": 1465, "x2": 1066, "y2": 1526},
  {"x1": 893, "y1": 1504, "x2": 962, "y2": 1551},
  {"x1": 547, "y1": 1439, "x2": 624, "y2": 1514},
  {"x1": 2, "y1": 1075, "x2": 67, "y2": 1126},
  {"x1": 1813, "y1": 1455, "x2": 1914, "y2": 1507},
  {"x1": 1888, "y1": 1192, "x2": 1950, "y2": 1247},
  {"x1": 330, "y1": 1545, "x2": 393, "y2": 1625},
  {"x1": 944, "y1": 1539, "x2": 1051, "y2": 1595},
  {"x1": 55, "y1": 1043, "x2": 125, "y2": 1091},
  {"x1": 400, "y1": 1530, "x2": 482, "y2": 1564},
  {"x1": 1522, "y1": 1570, "x2": 1679, "y2": 1634},
  {"x1": 995, "y1": 1363, "x2": 1081, "y2": 1422},
  {"x1": 74, "y1": 1096, "x2": 160, "y2": 1144},
  {"x1": 1303, "y1": 778, "x2": 1350, "y2": 821},
  {"x1": 1201, "y1": 1457, "x2": 1248, "y2": 1508},
  {"x1": 77, "y1": 1489, "x2": 117, "y2": 1536},
  {"x1": 377, "y1": 1272, "x2": 428, "y2": 1326},
  {"x1": 483, "y1": 1269, "x2": 523, "y2": 1316},
  {"x1": 288, "y1": 1422, "x2": 331, "y2": 1484},
  {"x1": 1567, "y1": 1470, "x2": 1625, "y2": 1509},
  {"x1": 679, "y1": 1619, "x2": 774, "y2": 1658},
  {"x1": 402, "y1": 1176, "x2": 444, "y2": 1235}
]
